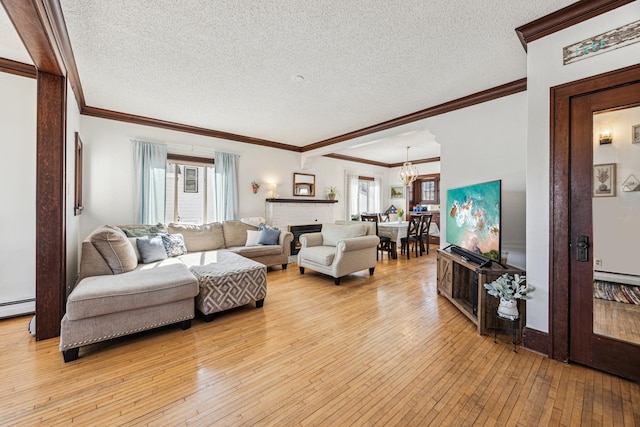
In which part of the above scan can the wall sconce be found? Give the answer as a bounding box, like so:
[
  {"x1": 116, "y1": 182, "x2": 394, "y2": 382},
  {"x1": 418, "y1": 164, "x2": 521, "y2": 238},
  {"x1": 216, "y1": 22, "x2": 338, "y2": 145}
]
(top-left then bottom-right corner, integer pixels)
[{"x1": 599, "y1": 130, "x2": 612, "y2": 145}]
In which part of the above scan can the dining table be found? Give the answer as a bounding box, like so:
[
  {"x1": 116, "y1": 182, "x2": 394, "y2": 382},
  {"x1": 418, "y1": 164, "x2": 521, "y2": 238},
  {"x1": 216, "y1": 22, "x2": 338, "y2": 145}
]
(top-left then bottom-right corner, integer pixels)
[{"x1": 378, "y1": 220, "x2": 440, "y2": 259}]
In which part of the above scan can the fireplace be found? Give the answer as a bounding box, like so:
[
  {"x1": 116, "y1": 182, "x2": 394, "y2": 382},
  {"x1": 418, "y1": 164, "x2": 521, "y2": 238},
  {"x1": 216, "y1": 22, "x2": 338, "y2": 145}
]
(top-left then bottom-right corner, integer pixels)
[{"x1": 289, "y1": 224, "x2": 323, "y2": 255}]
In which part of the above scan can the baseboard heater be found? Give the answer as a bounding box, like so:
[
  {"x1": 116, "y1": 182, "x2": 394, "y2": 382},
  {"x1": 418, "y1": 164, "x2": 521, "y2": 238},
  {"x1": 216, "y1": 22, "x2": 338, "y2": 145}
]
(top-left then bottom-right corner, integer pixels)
[
  {"x1": 0, "y1": 298, "x2": 35, "y2": 319},
  {"x1": 594, "y1": 271, "x2": 640, "y2": 287}
]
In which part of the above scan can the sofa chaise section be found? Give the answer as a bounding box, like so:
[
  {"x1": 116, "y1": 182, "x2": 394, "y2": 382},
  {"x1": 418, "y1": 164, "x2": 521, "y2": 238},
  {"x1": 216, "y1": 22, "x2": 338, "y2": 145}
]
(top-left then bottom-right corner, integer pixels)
[{"x1": 61, "y1": 226, "x2": 198, "y2": 362}]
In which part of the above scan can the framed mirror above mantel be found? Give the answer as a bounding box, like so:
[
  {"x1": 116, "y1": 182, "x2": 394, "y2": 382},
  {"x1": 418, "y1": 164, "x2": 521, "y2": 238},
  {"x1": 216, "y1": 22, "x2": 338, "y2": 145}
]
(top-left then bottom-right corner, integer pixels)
[{"x1": 293, "y1": 172, "x2": 316, "y2": 197}]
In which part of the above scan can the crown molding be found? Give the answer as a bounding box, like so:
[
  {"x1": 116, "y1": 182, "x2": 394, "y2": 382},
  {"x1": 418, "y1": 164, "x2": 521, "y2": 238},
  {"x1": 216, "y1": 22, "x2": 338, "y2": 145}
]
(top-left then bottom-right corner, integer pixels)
[
  {"x1": 323, "y1": 153, "x2": 390, "y2": 167},
  {"x1": 388, "y1": 157, "x2": 441, "y2": 168},
  {"x1": 0, "y1": 57, "x2": 36, "y2": 78},
  {"x1": 303, "y1": 78, "x2": 526, "y2": 152},
  {"x1": 81, "y1": 105, "x2": 302, "y2": 152},
  {"x1": 515, "y1": 0, "x2": 635, "y2": 51},
  {"x1": 324, "y1": 154, "x2": 441, "y2": 168}
]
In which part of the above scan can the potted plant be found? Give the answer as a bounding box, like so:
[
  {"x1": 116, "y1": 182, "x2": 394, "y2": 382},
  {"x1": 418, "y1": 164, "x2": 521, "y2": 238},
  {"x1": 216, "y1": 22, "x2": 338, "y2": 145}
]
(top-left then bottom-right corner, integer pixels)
[
  {"x1": 483, "y1": 273, "x2": 534, "y2": 320},
  {"x1": 397, "y1": 208, "x2": 404, "y2": 222},
  {"x1": 327, "y1": 186, "x2": 338, "y2": 200}
]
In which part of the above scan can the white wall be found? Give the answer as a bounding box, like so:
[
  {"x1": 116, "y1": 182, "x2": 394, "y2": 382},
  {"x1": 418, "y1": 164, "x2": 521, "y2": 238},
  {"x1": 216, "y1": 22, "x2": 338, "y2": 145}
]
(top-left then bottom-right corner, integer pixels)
[
  {"x1": 77, "y1": 116, "x2": 388, "y2": 244},
  {"x1": 66, "y1": 84, "x2": 82, "y2": 292},
  {"x1": 0, "y1": 73, "x2": 36, "y2": 317},
  {"x1": 526, "y1": 2, "x2": 640, "y2": 333},
  {"x1": 593, "y1": 107, "x2": 640, "y2": 276},
  {"x1": 429, "y1": 92, "x2": 528, "y2": 269}
]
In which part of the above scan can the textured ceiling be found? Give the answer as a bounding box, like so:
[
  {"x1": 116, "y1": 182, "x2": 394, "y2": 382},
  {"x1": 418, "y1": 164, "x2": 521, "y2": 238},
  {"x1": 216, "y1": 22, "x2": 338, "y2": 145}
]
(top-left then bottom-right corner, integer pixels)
[{"x1": 5, "y1": 1, "x2": 578, "y2": 164}]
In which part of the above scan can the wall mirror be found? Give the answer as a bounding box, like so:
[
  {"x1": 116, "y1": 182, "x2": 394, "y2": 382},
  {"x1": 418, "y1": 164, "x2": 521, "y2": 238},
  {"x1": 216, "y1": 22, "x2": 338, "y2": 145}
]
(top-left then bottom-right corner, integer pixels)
[{"x1": 293, "y1": 172, "x2": 315, "y2": 196}]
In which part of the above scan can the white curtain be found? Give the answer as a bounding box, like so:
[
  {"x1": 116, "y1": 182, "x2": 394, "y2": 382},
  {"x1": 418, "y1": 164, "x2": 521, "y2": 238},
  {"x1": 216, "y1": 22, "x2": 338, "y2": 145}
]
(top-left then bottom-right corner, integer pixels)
[
  {"x1": 214, "y1": 151, "x2": 239, "y2": 220},
  {"x1": 373, "y1": 173, "x2": 383, "y2": 214},
  {"x1": 344, "y1": 169, "x2": 359, "y2": 220},
  {"x1": 132, "y1": 140, "x2": 167, "y2": 224}
]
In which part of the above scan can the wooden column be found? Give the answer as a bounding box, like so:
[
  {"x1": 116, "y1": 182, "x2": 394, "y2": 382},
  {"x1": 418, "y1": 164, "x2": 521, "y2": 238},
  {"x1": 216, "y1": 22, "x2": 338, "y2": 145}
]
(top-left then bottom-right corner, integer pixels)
[{"x1": 36, "y1": 71, "x2": 67, "y2": 340}]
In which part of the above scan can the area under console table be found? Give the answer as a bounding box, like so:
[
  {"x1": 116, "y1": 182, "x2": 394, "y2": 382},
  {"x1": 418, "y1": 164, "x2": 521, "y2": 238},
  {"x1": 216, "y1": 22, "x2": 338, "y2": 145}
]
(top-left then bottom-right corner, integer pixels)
[{"x1": 436, "y1": 248, "x2": 526, "y2": 336}]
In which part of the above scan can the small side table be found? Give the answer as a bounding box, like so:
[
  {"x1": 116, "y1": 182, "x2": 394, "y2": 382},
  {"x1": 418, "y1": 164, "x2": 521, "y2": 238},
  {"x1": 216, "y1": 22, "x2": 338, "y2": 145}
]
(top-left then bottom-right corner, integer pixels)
[{"x1": 493, "y1": 313, "x2": 520, "y2": 353}]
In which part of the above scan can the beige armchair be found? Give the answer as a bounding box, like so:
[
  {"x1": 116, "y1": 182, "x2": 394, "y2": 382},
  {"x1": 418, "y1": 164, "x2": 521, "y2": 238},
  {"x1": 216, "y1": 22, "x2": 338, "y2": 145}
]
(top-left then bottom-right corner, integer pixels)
[{"x1": 297, "y1": 222, "x2": 380, "y2": 285}]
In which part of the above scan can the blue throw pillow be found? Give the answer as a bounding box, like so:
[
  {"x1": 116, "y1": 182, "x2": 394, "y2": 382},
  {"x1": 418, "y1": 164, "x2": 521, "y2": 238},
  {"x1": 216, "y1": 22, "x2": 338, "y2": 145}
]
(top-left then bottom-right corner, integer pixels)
[
  {"x1": 161, "y1": 233, "x2": 188, "y2": 257},
  {"x1": 136, "y1": 236, "x2": 168, "y2": 263},
  {"x1": 258, "y1": 227, "x2": 281, "y2": 245}
]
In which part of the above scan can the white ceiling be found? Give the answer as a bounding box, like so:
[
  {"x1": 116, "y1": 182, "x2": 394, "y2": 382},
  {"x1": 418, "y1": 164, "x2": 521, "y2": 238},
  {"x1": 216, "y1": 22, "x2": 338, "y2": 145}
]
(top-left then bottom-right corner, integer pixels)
[{"x1": 3, "y1": 1, "x2": 576, "y2": 164}]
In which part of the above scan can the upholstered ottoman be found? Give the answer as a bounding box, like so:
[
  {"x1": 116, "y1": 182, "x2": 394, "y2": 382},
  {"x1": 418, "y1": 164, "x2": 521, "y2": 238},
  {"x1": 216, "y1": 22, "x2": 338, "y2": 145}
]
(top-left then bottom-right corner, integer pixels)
[{"x1": 182, "y1": 251, "x2": 267, "y2": 321}]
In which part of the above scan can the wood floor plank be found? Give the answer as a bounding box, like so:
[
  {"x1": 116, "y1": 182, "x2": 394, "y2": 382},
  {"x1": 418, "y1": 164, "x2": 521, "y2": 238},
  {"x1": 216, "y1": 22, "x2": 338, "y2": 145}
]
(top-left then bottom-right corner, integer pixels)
[{"x1": 1, "y1": 250, "x2": 639, "y2": 426}]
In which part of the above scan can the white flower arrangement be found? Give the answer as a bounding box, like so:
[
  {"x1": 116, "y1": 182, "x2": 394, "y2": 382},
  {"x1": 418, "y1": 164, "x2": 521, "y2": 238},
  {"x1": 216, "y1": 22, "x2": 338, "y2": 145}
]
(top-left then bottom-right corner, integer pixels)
[{"x1": 484, "y1": 273, "x2": 534, "y2": 301}]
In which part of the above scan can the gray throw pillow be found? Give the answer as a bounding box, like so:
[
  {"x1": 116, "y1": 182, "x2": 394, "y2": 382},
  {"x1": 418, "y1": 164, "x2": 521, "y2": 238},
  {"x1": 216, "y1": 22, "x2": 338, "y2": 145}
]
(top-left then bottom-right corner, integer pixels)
[
  {"x1": 136, "y1": 236, "x2": 168, "y2": 264},
  {"x1": 258, "y1": 227, "x2": 281, "y2": 245}
]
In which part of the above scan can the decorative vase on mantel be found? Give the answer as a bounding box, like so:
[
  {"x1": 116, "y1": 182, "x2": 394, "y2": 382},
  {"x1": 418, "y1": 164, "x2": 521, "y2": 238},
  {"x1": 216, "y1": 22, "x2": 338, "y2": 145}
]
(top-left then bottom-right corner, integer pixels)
[{"x1": 497, "y1": 298, "x2": 519, "y2": 320}]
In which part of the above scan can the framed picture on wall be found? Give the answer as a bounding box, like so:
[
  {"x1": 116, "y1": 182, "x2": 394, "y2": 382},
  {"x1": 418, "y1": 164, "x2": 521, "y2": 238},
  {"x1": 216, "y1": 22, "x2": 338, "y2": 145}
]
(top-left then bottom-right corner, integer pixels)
[
  {"x1": 593, "y1": 163, "x2": 616, "y2": 197},
  {"x1": 390, "y1": 186, "x2": 404, "y2": 199},
  {"x1": 184, "y1": 166, "x2": 198, "y2": 193},
  {"x1": 632, "y1": 124, "x2": 640, "y2": 144}
]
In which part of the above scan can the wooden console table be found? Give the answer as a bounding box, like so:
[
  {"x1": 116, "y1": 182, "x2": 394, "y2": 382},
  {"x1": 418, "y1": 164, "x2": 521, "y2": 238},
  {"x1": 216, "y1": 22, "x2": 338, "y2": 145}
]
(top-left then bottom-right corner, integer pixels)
[{"x1": 436, "y1": 248, "x2": 526, "y2": 335}]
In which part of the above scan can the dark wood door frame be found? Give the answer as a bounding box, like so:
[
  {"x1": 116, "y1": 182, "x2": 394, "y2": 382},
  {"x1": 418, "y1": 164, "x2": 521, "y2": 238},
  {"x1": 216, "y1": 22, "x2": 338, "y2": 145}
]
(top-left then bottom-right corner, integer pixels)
[{"x1": 549, "y1": 63, "x2": 640, "y2": 362}]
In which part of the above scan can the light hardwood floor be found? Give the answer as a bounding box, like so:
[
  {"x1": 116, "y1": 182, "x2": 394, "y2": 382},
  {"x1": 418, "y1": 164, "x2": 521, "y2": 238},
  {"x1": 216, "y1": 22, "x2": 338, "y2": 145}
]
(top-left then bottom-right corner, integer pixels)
[{"x1": 1, "y1": 251, "x2": 639, "y2": 426}]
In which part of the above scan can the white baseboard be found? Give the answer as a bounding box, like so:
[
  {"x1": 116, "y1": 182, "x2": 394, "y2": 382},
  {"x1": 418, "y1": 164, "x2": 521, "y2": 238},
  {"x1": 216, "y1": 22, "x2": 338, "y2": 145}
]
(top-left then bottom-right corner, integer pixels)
[{"x1": 0, "y1": 300, "x2": 35, "y2": 319}]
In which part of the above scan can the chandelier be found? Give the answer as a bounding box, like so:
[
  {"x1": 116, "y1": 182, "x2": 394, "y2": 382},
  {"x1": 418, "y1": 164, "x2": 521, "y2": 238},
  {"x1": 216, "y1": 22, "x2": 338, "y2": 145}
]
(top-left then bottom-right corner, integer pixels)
[{"x1": 397, "y1": 146, "x2": 418, "y2": 185}]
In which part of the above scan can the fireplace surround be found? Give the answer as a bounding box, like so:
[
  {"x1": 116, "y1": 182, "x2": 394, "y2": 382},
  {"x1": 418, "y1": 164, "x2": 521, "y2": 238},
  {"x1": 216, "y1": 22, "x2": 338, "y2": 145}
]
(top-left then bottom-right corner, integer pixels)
[{"x1": 289, "y1": 224, "x2": 323, "y2": 255}]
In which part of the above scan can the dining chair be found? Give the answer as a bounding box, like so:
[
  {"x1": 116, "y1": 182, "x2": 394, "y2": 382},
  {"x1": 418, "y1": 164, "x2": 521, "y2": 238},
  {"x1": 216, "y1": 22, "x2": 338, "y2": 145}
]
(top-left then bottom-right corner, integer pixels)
[
  {"x1": 361, "y1": 214, "x2": 392, "y2": 260},
  {"x1": 418, "y1": 213, "x2": 433, "y2": 255},
  {"x1": 400, "y1": 215, "x2": 421, "y2": 259},
  {"x1": 378, "y1": 212, "x2": 390, "y2": 223}
]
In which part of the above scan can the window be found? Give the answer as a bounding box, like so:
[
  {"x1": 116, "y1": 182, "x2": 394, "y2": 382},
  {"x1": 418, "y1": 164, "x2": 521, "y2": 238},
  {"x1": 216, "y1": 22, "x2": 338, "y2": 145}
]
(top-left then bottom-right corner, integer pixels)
[
  {"x1": 358, "y1": 176, "x2": 376, "y2": 214},
  {"x1": 165, "y1": 156, "x2": 215, "y2": 224},
  {"x1": 410, "y1": 174, "x2": 440, "y2": 206}
]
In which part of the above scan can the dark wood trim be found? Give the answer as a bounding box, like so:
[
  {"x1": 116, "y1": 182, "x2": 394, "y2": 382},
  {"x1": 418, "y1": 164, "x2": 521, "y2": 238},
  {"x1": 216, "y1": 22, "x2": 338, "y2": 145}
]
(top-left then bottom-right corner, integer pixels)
[
  {"x1": 323, "y1": 153, "x2": 389, "y2": 167},
  {"x1": 416, "y1": 173, "x2": 441, "y2": 180},
  {"x1": 358, "y1": 176, "x2": 375, "y2": 182},
  {"x1": 522, "y1": 327, "x2": 549, "y2": 356},
  {"x1": 81, "y1": 105, "x2": 301, "y2": 152},
  {"x1": 266, "y1": 198, "x2": 338, "y2": 204},
  {"x1": 167, "y1": 153, "x2": 214, "y2": 165},
  {"x1": 36, "y1": 71, "x2": 67, "y2": 340},
  {"x1": 73, "y1": 132, "x2": 83, "y2": 215},
  {"x1": 388, "y1": 157, "x2": 441, "y2": 168},
  {"x1": 1, "y1": 0, "x2": 65, "y2": 74},
  {"x1": 515, "y1": 0, "x2": 634, "y2": 51},
  {"x1": 0, "y1": 57, "x2": 37, "y2": 78},
  {"x1": 43, "y1": 0, "x2": 85, "y2": 109},
  {"x1": 303, "y1": 79, "x2": 526, "y2": 152},
  {"x1": 549, "y1": 63, "x2": 640, "y2": 362}
]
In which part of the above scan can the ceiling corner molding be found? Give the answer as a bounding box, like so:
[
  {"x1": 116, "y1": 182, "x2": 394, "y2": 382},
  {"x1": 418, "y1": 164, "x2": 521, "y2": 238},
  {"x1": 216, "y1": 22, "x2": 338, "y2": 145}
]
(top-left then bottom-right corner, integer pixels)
[
  {"x1": 303, "y1": 78, "x2": 527, "y2": 152},
  {"x1": 43, "y1": 0, "x2": 85, "y2": 109},
  {"x1": 81, "y1": 105, "x2": 302, "y2": 152},
  {"x1": 515, "y1": 0, "x2": 635, "y2": 51},
  {"x1": 1, "y1": 0, "x2": 65, "y2": 75},
  {"x1": 323, "y1": 153, "x2": 391, "y2": 167},
  {"x1": 0, "y1": 57, "x2": 36, "y2": 78}
]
